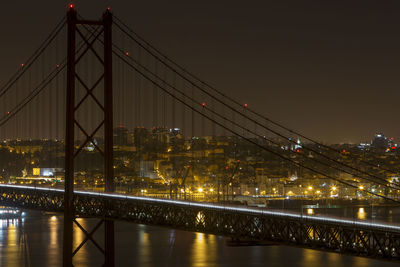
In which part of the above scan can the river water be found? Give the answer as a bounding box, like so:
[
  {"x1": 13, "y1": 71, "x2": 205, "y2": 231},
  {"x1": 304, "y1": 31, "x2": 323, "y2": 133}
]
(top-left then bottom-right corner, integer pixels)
[{"x1": 0, "y1": 210, "x2": 399, "y2": 267}]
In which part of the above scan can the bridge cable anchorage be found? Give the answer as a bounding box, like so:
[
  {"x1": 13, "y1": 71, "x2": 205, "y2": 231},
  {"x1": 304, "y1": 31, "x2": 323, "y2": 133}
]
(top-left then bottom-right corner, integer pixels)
[
  {"x1": 106, "y1": 40, "x2": 400, "y2": 192},
  {"x1": 113, "y1": 16, "x2": 399, "y2": 176},
  {"x1": 109, "y1": 46, "x2": 400, "y2": 203}
]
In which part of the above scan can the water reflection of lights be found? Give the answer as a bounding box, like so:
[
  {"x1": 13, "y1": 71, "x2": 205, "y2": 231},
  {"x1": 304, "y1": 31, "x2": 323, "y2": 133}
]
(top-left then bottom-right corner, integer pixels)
[
  {"x1": 302, "y1": 249, "x2": 321, "y2": 267},
  {"x1": 3, "y1": 219, "x2": 22, "y2": 266},
  {"x1": 138, "y1": 228, "x2": 151, "y2": 265},
  {"x1": 192, "y1": 233, "x2": 206, "y2": 266},
  {"x1": 139, "y1": 229, "x2": 150, "y2": 244},
  {"x1": 192, "y1": 232, "x2": 216, "y2": 266},
  {"x1": 197, "y1": 232, "x2": 204, "y2": 242},
  {"x1": 0, "y1": 207, "x2": 22, "y2": 219},
  {"x1": 0, "y1": 218, "x2": 19, "y2": 229},
  {"x1": 49, "y1": 215, "x2": 59, "y2": 247},
  {"x1": 73, "y1": 218, "x2": 89, "y2": 261}
]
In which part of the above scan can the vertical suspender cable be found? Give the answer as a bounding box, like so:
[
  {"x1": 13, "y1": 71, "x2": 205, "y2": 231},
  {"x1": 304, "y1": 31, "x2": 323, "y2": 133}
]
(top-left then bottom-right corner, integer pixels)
[
  {"x1": 153, "y1": 61, "x2": 158, "y2": 128},
  {"x1": 172, "y1": 72, "x2": 176, "y2": 129}
]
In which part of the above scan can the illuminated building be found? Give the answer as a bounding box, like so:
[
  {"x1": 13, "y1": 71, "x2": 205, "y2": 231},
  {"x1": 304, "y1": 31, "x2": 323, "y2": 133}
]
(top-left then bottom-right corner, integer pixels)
[{"x1": 371, "y1": 133, "x2": 388, "y2": 151}]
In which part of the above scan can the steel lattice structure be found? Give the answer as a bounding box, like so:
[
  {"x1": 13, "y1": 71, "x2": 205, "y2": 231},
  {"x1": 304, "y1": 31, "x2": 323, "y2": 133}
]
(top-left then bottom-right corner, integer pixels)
[
  {"x1": 0, "y1": 184, "x2": 399, "y2": 261},
  {"x1": 64, "y1": 6, "x2": 115, "y2": 266}
]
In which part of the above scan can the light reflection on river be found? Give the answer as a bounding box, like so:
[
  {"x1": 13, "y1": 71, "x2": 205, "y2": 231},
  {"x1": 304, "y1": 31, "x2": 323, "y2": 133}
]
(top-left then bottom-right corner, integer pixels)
[{"x1": 0, "y1": 211, "x2": 398, "y2": 266}]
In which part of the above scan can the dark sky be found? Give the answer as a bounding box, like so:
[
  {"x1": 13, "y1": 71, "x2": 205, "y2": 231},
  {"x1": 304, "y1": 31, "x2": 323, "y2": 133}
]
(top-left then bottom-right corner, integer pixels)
[{"x1": 1, "y1": 1, "x2": 400, "y2": 143}]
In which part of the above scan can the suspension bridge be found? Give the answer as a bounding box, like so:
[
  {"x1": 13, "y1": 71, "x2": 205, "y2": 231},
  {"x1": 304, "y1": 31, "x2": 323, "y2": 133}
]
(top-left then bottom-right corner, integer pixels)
[{"x1": 0, "y1": 5, "x2": 399, "y2": 266}]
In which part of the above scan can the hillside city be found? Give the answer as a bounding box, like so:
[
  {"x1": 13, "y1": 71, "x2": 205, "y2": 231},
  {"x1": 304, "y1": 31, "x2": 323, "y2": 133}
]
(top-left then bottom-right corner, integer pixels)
[{"x1": 1, "y1": 127, "x2": 398, "y2": 204}]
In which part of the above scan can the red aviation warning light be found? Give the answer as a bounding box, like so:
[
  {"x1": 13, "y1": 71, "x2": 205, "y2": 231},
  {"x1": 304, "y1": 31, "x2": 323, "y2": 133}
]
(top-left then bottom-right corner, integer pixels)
[
  {"x1": 244, "y1": 103, "x2": 248, "y2": 108},
  {"x1": 125, "y1": 51, "x2": 129, "y2": 56},
  {"x1": 20, "y1": 63, "x2": 24, "y2": 67},
  {"x1": 201, "y1": 102, "x2": 206, "y2": 107},
  {"x1": 69, "y1": 4, "x2": 74, "y2": 9}
]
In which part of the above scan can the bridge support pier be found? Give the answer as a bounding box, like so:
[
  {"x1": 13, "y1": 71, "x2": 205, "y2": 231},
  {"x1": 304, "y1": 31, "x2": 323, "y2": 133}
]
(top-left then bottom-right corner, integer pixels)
[{"x1": 63, "y1": 6, "x2": 115, "y2": 267}]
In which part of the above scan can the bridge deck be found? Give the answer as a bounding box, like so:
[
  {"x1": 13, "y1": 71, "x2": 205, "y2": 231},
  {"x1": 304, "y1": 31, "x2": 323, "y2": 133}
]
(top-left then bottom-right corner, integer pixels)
[{"x1": 0, "y1": 184, "x2": 399, "y2": 260}]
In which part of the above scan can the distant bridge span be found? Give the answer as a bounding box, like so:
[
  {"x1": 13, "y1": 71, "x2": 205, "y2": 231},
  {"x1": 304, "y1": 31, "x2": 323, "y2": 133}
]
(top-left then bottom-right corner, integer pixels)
[{"x1": 0, "y1": 184, "x2": 399, "y2": 260}]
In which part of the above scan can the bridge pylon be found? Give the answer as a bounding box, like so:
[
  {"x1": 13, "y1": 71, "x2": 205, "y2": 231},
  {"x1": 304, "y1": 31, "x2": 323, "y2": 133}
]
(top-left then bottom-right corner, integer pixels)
[{"x1": 63, "y1": 6, "x2": 115, "y2": 267}]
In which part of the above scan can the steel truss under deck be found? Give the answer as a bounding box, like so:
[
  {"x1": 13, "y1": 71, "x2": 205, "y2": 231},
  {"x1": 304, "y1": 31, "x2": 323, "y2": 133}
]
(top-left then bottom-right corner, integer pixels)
[{"x1": 0, "y1": 185, "x2": 399, "y2": 261}]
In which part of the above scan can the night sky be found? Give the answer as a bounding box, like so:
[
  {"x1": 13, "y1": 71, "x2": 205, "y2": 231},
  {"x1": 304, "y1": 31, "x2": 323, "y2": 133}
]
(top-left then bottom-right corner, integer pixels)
[{"x1": 1, "y1": 1, "x2": 400, "y2": 144}]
